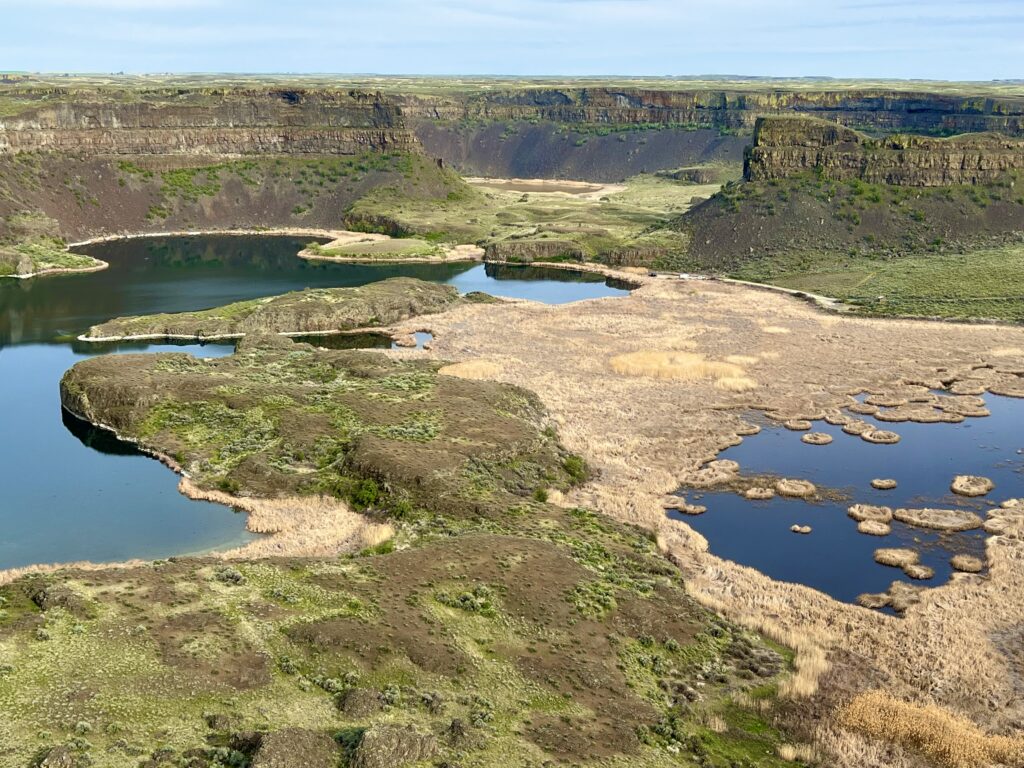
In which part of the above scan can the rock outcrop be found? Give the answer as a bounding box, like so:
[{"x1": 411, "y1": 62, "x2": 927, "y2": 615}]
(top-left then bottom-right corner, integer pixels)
[
  {"x1": 0, "y1": 88, "x2": 417, "y2": 156},
  {"x1": 484, "y1": 239, "x2": 585, "y2": 263},
  {"x1": 397, "y1": 87, "x2": 1024, "y2": 136},
  {"x1": 745, "y1": 116, "x2": 1024, "y2": 186}
]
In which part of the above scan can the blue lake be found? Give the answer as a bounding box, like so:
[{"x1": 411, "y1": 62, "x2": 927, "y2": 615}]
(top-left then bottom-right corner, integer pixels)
[{"x1": 0, "y1": 235, "x2": 629, "y2": 569}]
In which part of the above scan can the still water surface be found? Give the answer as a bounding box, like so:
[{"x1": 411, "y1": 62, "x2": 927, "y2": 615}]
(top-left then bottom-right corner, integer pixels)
[
  {"x1": 0, "y1": 235, "x2": 628, "y2": 569},
  {"x1": 670, "y1": 399, "x2": 1024, "y2": 605}
]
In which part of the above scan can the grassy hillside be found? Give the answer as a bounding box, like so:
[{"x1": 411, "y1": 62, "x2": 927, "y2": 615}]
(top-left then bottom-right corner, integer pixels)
[
  {"x1": 0, "y1": 152, "x2": 463, "y2": 277},
  {"x1": 671, "y1": 172, "x2": 1024, "y2": 321},
  {"x1": 0, "y1": 334, "x2": 816, "y2": 767}
]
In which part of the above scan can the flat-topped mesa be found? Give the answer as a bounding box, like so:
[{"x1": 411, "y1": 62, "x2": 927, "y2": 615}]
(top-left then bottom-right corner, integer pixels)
[
  {"x1": 0, "y1": 88, "x2": 418, "y2": 156},
  {"x1": 745, "y1": 115, "x2": 1024, "y2": 186}
]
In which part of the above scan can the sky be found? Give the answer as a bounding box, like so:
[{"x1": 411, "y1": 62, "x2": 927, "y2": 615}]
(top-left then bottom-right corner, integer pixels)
[{"x1": 0, "y1": 0, "x2": 1021, "y2": 80}]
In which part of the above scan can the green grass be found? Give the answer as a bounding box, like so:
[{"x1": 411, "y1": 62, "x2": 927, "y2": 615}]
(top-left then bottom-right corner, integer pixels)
[
  {"x1": 731, "y1": 244, "x2": 1024, "y2": 322},
  {"x1": 349, "y1": 173, "x2": 712, "y2": 267},
  {"x1": 306, "y1": 237, "x2": 444, "y2": 260}
]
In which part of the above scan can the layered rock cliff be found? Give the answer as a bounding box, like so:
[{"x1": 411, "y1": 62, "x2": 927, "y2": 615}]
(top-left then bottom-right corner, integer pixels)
[
  {"x1": 0, "y1": 88, "x2": 417, "y2": 156},
  {"x1": 397, "y1": 87, "x2": 1024, "y2": 136},
  {"x1": 745, "y1": 116, "x2": 1024, "y2": 186}
]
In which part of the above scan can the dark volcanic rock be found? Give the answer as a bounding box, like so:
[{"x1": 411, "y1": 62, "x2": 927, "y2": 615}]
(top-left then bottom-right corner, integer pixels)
[{"x1": 746, "y1": 116, "x2": 1024, "y2": 186}]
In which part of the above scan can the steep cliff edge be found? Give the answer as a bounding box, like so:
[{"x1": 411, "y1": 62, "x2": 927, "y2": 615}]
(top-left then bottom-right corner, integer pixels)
[
  {"x1": 665, "y1": 114, "x2": 1024, "y2": 273},
  {"x1": 395, "y1": 87, "x2": 1024, "y2": 136},
  {"x1": 0, "y1": 88, "x2": 417, "y2": 156},
  {"x1": 746, "y1": 116, "x2": 1024, "y2": 186}
]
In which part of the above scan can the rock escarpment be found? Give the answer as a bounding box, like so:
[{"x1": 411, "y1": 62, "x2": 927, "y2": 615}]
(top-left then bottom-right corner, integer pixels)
[
  {"x1": 397, "y1": 87, "x2": 1024, "y2": 136},
  {"x1": 0, "y1": 88, "x2": 417, "y2": 156},
  {"x1": 745, "y1": 116, "x2": 1024, "y2": 186}
]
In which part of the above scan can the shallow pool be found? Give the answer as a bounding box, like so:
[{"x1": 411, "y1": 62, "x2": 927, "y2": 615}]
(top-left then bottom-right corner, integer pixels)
[{"x1": 668, "y1": 397, "x2": 1023, "y2": 606}]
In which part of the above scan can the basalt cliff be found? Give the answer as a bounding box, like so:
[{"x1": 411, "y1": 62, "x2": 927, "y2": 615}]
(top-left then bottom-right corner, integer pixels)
[{"x1": 745, "y1": 116, "x2": 1024, "y2": 186}]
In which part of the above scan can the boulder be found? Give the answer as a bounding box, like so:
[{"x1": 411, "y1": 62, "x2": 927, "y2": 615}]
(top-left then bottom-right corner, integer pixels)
[
  {"x1": 337, "y1": 688, "x2": 383, "y2": 717},
  {"x1": 252, "y1": 728, "x2": 340, "y2": 768},
  {"x1": 38, "y1": 746, "x2": 77, "y2": 768},
  {"x1": 350, "y1": 725, "x2": 438, "y2": 768}
]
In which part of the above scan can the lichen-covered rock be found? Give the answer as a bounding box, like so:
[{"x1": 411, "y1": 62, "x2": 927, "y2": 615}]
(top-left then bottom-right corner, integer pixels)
[
  {"x1": 251, "y1": 729, "x2": 341, "y2": 768},
  {"x1": 337, "y1": 688, "x2": 383, "y2": 717},
  {"x1": 744, "y1": 486, "x2": 775, "y2": 500},
  {"x1": 870, "y1": 478, "x2": 898, "y2": 490},
  {"x1": 801, "y1": 432, "x2": 832, "y2": 445},
  {"x1": 350, "y1": 724, "x2": 438, "y2": 768},
  {"x1": 38, "y1": 746, "x2": 78, "y2": 768}
]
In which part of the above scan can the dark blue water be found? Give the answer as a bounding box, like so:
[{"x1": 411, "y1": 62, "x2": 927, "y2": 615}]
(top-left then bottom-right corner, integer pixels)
[
  {"x1": 669, "y1": 398, "x2": 1024, "y2": 605},
  {"x1": 0, "y1": 235, "x2": 629, "y2": 569}
]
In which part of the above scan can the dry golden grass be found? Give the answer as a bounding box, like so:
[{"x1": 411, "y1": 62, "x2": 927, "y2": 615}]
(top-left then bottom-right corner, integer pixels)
[
  {"x1": 725, "y1": 354, "x2": 760, "y2": 365},
  {"x1": 705, "y1": 714, "x2": 728, "y2": 733},
  {"x1": 715, "y1": 375, "x2": 758, "y2": 392},
  {"x1": 418, "y1": 266, "x2": 1024, "y2": 756},
  {"x1": 438, "y1": 359, "x2": 504, "y2": 380},
  {"x1": 990, "y1": 347, "x2": 1024, "y2": 357},
  {"x1": 777, "y1": 743, "x2": 817, "y2": 762},
  {"x1": 814, "y1": 725, "x2": 915, "y2": 768},
  {"x1": 761, "y1": 325, "x2": 792, "y2": 334},
  {"x1": 693, "y1": 592, "x2": 831, "y2": 699},
  {"x1": 609, "y1": 350, "x2": 756, "y2": 391},
  {"x1": 180, "y1": 479, "x2": 393, "y2": 558},
  {"x1": 838, "y1": 690, "x2": 1024, "y2": 768}
]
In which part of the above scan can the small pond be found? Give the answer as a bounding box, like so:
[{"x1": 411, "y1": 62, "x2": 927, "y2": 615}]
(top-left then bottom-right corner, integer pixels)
[
  {"x1": 0, "y1": 235, "x2": 630, "y2": 569},
  {"x1": 668, "y1": 395, "x2": 1024, "y2": 607}
]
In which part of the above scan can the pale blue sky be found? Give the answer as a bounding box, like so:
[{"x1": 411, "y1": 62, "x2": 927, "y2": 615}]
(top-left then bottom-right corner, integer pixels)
[{"x1": 0, "y1": 0, "x2": 1021, "y2": 80}]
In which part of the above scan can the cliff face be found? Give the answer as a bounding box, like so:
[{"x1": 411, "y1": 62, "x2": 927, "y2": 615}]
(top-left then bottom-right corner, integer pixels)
[
  {"x1": 5, "y1": 84, "x2": 1024, "y2": 164},
  {"x1": 745, "y1": 116, "x2": 1024, "y2": 186},
  {"x1": 0, "y1": 89, "x2": 418, "y2": 156},
  {"x1": 398, "y1": 88, "x2": 1024, "y2": 136}
]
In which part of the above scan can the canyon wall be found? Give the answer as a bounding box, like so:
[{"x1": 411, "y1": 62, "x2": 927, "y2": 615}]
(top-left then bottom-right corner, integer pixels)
[
  {"x1": 396, "y1": 88, "x2": 1024, "y2": 136},
  {"x1": 0, "y1": 89, "x2": 417, "y2": 155},
  {"x1": 4, "y1": 85, "x2": 1024, "y2": 172},
  {"x1": 745, "y1": 116, "x2": 1024, "y2": 186}
]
